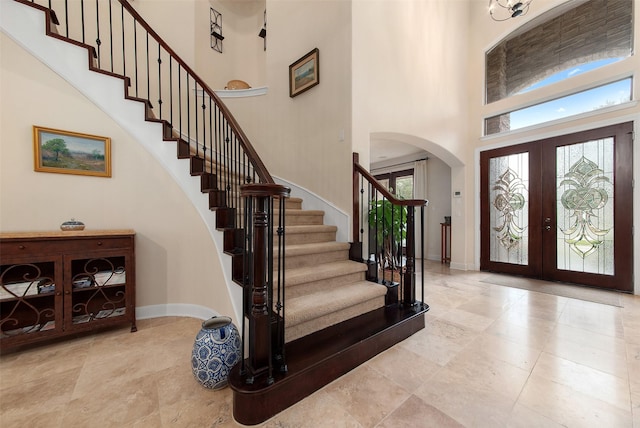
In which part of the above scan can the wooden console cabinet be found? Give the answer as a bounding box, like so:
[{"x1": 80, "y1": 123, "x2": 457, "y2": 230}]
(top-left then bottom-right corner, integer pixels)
[{"x1": 0, "y1": 230, "x2": 136, "y2": 350}]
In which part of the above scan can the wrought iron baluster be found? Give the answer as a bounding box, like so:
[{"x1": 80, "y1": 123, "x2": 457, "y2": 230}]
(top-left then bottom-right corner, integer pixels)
[
  {"x1": 133, "y1": 18, "x2": 138, "y2": 96},
  {"x1": 208, "y1": 96, "x2": 213, "y2": 175},
  {"x1": 186, "y1": 73, "x2": 190, "y2": 151},
  {"x1": 178, "y1": 65, "x2": 182, "y2": 139},
  {"x1": 157, "y1": 43, "x2": 162, "y2": 119},
  {"x1": 108, "y1": 0, "x2": 113, "y2": 72},
  {"x1": 201, "y1": 87, "x2": 207, "y2": 165},
  {"x1": 95, "y1": 0, "x2": 101, "y2": 68},
  {"x1": 145, "y1": 32, "x2": 149, "y2": 102},
  {"x1": 194, "y1": 81, "x2": 199, "y2": 157}
]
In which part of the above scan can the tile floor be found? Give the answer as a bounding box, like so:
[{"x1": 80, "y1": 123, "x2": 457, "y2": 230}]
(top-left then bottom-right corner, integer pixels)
[{"x1": 1, "y1": 262, "x2": 639, "y2": 427}]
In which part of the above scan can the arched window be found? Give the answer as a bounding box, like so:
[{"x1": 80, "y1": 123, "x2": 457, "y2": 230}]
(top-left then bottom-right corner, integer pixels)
[{"x1": 484, "y1": 0, "x2": 633, "y2": 135}]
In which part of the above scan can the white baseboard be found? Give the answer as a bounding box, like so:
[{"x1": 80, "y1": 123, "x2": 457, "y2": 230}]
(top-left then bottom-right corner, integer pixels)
[{"x1": 136, "y1": 304, "x2": 219, "y2": 321}]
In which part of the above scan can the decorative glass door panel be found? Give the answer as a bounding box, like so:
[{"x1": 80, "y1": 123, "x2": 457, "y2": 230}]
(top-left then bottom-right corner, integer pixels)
[
  {"x1": 556, "y1": 138, "x2": 614, "y2": 275},
  {"x1": 481, "y1": 122, "x2": 633, "y2": 292},
  {"x1": 481, "y1": 142, "x2": 540, "y2": 277},
  {"x1": 489, "y1": 153, "x2": 529, "y2": 265}
]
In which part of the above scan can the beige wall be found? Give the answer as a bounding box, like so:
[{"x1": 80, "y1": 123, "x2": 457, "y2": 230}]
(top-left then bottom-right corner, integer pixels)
[
  {"x1": 352, "y1": 0, "x2": 470, "y2": 163},
  {"x1": 196, "y1": 0, "x2": 266, "y2": 89},
  {"x1": 352, "y1": 0, "x2": 470, "y2": 266},
  {"x1": 222, "y1": 0, "x2": 354, "y2": 215},
  {"x1": 132, "y1": 0, "x2": 266, "y2": 91},
  {"x1": 131, "y1": 0, "x2": 197, "y2": 66},
  {"x1": 0, "y1": 33, "x2": 236, "y2": 316}
]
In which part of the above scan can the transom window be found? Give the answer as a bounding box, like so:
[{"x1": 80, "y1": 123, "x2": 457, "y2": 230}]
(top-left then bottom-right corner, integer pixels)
[
  {"x1": 484, "y1": 0, "x2": 633, "y2": 135},
  {"x1": 486, "y1": 78, "x2": 632, "y2": 135}
]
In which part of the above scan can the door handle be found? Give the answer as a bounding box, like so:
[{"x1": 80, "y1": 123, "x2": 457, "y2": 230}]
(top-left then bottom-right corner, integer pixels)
[
  {"x1": 544, "y1": 217, "x2": 551, "y2": 231},
  {"x1": 545, "y1": 225, "x2": 551, "y2": 231}
]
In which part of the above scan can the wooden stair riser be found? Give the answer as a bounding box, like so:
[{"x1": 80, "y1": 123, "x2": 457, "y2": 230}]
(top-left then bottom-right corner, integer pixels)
[
  {"x1": 285, "y1": 296, "x2": 385, "y2": 343},
  {"x1": 215, "y1": 209, "x2": 239, "y2": 231},
  {"x1": 231, "y1": 253, "x2": 245, "y2": 284},
  {"x1": 282, "y1": 198, "x2": 302, "y2": 210},
  {"x1": 223, "y1": 228, "x2": 243, "y2": 253},
  {"x1": 192, "y1": 156, "x2": 248, "y2": 180},
  {"x1": 282, "y1": 248, "x2": 349, "y2": 270},
  {"x1": 286, "y1": 230, "x2": 336, "y2": 245},
  {"x1": 214, "y1": 210, "x2": 325, "y2": 228},
  {"x1": 200, "y1": 173, "x2": 217, "y2": 193},
  {"x1": 277, "y1": 211, "x2": 324, "y2": 226},
  {"x1": 286, "y1": 272, "x2": 366, "y2": 299}
]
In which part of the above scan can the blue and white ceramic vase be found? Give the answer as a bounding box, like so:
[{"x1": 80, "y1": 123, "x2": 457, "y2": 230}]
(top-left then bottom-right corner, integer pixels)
[{"x1": 191, "y1": 316, "x2": 241, "y2": 389}]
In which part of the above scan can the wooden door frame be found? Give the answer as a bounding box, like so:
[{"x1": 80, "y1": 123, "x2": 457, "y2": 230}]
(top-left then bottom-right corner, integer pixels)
[
  {"x1": 480, "y1": 122, "x2": 633, "y2": 292},
  {"x1": 480, "y1": 141, "x2": 542, "y2": 277},
  {"x1": 539, "y1": 122, "x2": 633, "y2": 291}
]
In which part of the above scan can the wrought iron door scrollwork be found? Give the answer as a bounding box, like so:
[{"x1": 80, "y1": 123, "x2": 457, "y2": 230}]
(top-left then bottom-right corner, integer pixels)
[
  {"x1": 71, "y1": 258, "x2": 126, "y2": 323},
  {"x1": 0, "y1": 263, "x2": 55, "y2": 336}
]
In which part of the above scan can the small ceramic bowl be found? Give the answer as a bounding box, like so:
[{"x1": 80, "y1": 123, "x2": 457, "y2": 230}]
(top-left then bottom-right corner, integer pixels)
[{"x1": 60, "y1": 218, "x2": 85, "y2": 231}]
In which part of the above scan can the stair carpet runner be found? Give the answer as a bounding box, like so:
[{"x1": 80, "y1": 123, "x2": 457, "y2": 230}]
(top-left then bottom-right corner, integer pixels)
[
  {"x1": 178, "y1": 137, "x2": 388, "y2": 342},
  {"x1": 278, "y1": 198, "x2": 387, "y2": 342}
]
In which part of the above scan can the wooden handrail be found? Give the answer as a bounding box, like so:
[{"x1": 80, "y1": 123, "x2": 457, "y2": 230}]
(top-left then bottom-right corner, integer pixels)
[
  {"x1": 352, "y1": 152, "x2": 427, "y2": 308},
  {"x1": 352, "y1": 152, "x2": 427, "y2": 247},
  {"x1": 353, "y1": 154, "x2": 426, "y2": 207},
  {"x1": 240, "y1": 183, "x2": 291, "y2": 198}
]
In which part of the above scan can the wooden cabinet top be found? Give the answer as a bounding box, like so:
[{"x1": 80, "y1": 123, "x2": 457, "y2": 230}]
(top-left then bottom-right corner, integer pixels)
[{"x1": 0, "y1": 230, "x2": 135, "y2": 240}]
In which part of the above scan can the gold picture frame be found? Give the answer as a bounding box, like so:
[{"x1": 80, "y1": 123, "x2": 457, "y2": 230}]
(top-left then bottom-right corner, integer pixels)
[
  {"x1": 33, "y1": 126, "x2": 111, "y2": 177},
  {"x1": 289, "y1": 48, "x2": 319, "y2": 98}
]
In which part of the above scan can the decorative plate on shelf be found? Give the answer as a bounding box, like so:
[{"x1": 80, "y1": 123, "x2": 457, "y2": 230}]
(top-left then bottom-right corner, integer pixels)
[{"x1": 225, "y1": 80, "x2": 251, "y2": 90}]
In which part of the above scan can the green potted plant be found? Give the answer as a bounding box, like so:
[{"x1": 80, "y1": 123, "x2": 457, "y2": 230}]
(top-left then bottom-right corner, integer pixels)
[{"x1": 368, "y1": 199, "x2": 407, "y2": 278}]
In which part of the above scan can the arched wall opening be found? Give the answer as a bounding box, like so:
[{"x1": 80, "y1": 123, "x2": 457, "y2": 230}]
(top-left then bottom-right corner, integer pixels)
[{"x1": 369, "y1": 132, "x2": 464, "y2": 263}]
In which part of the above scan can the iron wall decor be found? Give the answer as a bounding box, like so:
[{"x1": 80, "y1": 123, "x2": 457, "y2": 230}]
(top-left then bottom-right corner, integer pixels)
[
  {"x1": 210, "y1": 8, "x2": 223, "y2": 53},
  {"x1": 33, "y1": 125, "x2": 111, "y2": 177},
  {"x1": 289, "y1": 48, "x2": 319, "y2": 97}
]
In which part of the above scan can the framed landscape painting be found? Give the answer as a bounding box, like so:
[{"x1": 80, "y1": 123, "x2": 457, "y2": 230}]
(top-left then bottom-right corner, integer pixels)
[
  {"x1": 289, "y1": 48, "x2": 319, "y2": 97},
  {"x1": 33, "y1": 126, "x2": 111, "y2": 177}
]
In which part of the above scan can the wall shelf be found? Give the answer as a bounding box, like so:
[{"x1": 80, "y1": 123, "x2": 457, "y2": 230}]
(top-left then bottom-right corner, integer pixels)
[{"x1": 214, "y1": 86, "x2": 268, "y2": 98}]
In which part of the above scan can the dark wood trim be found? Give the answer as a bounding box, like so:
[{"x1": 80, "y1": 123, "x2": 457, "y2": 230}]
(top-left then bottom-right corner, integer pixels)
[
  {"x1": 480, "y1": 122, "x2": 634, "y2": 292},
  {"x1": 479, "y1": 141, "x2": 541, "y2": 277},
  {"x1": 229, "y1": 303, "x2": 428, "y2": 425},
  {"x1": 539, "y1": 122, "x2": 634, "y2": 291}
]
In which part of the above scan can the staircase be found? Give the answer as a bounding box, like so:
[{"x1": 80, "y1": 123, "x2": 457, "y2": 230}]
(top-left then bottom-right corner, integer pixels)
[
  {"x1": 280, "y1": 201, "x2": 388, "y2": 343},
  {"x1": 2, "y1": 1, "x2": 429, "y2": 425}
]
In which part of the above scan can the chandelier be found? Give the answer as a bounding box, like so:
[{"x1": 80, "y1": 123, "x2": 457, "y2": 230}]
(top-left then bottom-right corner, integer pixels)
[{"x1": 488, "y1": 0, "x2": 533, "y2": 21}]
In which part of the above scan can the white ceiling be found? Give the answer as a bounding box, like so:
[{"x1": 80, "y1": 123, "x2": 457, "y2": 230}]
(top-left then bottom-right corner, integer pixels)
[{"x1": 370, "y1": 138, "x2": 431, "y2": 170}]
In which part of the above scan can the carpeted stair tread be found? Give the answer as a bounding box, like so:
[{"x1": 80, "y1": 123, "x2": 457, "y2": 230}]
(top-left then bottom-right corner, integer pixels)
[
  {"x1": 285, "y1": 280, "x2": 388, "y2": 328},
  {"x1": 285, "y1": 260, "x2": 366, "y2": 287}
]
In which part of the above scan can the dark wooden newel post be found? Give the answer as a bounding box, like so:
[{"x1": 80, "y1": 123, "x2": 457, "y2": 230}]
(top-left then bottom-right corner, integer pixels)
[
  {"x1": 241, "y1": 183, "x2": 290, "y2": 384},
  {"x1": 249, "y1": 194, "x2": 270, "y2": 378}
]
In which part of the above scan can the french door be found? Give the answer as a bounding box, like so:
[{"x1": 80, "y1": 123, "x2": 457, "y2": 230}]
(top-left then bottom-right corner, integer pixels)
[{"x1": 480, "y1": 123, "x2": 633, "y2": 292}]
